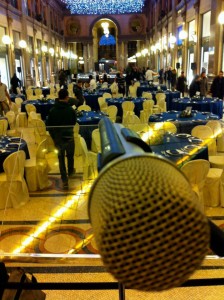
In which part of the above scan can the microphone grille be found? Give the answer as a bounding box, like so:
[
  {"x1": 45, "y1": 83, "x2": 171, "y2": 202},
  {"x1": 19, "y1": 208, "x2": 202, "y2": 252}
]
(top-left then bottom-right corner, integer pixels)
[{"x1": 89, "y1": 155, "x2": 210, "y2": 291}]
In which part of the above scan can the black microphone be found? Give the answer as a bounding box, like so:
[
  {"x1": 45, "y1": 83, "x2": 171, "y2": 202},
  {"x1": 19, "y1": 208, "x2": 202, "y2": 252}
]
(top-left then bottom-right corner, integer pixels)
[{"x1": 88, "y1": 117, "x2": 223, "y2": 292}]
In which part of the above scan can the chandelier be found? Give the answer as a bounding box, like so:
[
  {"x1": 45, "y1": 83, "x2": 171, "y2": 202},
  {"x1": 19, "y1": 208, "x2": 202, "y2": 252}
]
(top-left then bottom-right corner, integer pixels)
[{"x1": 61, "y1": 0, "x2": 145, "y2": 15}]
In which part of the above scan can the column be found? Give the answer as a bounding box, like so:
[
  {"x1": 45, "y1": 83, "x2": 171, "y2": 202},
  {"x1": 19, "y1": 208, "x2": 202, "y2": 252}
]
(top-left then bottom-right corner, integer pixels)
[
  {"x1": 6, "y1": 16, "x2": 15, "y2": 77},
  {"x1": 83, "y1": 43, "x2": 88, "y2": 73}
]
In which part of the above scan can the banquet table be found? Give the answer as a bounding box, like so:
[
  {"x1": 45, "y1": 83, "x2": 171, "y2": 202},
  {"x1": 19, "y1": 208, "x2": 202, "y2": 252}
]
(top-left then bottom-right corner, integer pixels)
[
  {"x1": 150, "y1": 132, "x2": 208, "y2": 167},
  {"x1": 10, "y1": 94, "x2": 26, "y2": 102},
  {"x1": 106, "y1": 97, "x2": 144, "y2": 117},
  {"x1": 21, "y1": 100, "x2": 55, "y2": 120},
  {"x1": 77, "y1": 111, "x2": 106, "y2": 149},
  {"x1": 0, "y1": 136, "x2": 30, "y2": 173},
  {"x1": 30, "y1": 87, "x2": 50, "y2": 97},
  {"x1": 137, "y1": 84, "x2": 167, "y2": 96},
  {"x1": 171, "y1": 97, "x2": 223, "y2": 119},
  {"x1": 149, "y1": 110, "x2": 220, "y2": 134},
  {"x1": 83, "y1": 89, "x2": 111, "y2": 111}
]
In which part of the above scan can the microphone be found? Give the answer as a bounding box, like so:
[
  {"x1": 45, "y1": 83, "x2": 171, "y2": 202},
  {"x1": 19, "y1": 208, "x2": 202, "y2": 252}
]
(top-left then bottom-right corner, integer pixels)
[{"x1": 88, "y1": 118, "x2": 221, "y2": 292}]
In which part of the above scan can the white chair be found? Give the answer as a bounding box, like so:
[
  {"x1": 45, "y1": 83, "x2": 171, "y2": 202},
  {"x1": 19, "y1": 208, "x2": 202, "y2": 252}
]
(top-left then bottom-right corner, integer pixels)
[
  {"x1": 140, "y1": 100, "x2": 155, "y2": 123},
  {"x1": 30, "y1": 118, "x2": 54, "y2": 150},
  {"x1": 181, "y1": 159, "x2": 210, "y2": 212},
  {"x1": 107, "y1": 105, "x2": 118, "y2": 123},
  {"x1": 26, "y1": 89, "x2": 34, "y2": 100},
  {"x1": 25, "y1": 139, "x2": 51, "y2": 191},
  {"x1": 0, "y1": 151, "x2": 29, "y2": 209},
  {"x1": 34, "y1": 88, "x2": 43, "y2": 98},
  {"x1": 91, "y1": 129, "x2": 101, "y2": 153},
  {"x1": 79, "y1": 137, "x2": 98, "y2": 181},
  {"x1": 162, "y1": 121, "x2": 177, "y2": 134},
  {"x1": 181, "y1": 159, "x2": 224, "y2": 210},
  {"x1": 73, "y1": 123, "x2": 82, "y2": 156},
  {"x1": 98, "y1": 97, "x2": 108, "y2": 112},
  {"x1": 10, "y1": 102, "x2": 19, "y2": 116},
  {"x1": 128, "y1": 85, "x2": 137, "y2": 98},
  {"x1": 122, "y1": 101, "x2": 135, "y2": 119},
  {"x1": 126, "y1": 114, "x2": 149, "y2": 133},
  {"x1": 77, "y1": 104, "x2": 91, "y2": 111},
  {"x1": 191, "y1": 125, "x2": 217, "y2": 156},
  {"x1": 102, "y1": 92, "x2": 112, "y2": 100},
  {"x1": 206, "y1": 120, "x2": 224, "y2": 153},
  {"x1": 0, "y1": 119, "x2": 8, "y2": 135},
  {"x1": 5, "y1": 111, "x2": 20, "y2": 137},
  {"x1": 16, "y1": 113, "x2": 28, "y2": 129},
  {"x1": 142, "y1": 92, "x2": 153, "y2": 99},
  {"x1": 15, "y1": 97, "x2": 23, "y2": 112}
]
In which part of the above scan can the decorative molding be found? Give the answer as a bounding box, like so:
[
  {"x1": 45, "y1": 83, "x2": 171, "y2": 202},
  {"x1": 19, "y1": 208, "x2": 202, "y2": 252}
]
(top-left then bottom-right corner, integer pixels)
[
  {"x1": 65, "y1": 18, "x2": 81, "y2": 36},
  {"x1": 129, "y1": 15, "x2": 144, "y2": 34}
]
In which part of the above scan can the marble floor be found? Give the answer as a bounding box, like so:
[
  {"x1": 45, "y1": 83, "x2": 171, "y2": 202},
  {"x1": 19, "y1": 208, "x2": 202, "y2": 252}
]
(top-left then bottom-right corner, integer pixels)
[{"x1": 1, "y1": 127, "x2": 224, "y2": 299}]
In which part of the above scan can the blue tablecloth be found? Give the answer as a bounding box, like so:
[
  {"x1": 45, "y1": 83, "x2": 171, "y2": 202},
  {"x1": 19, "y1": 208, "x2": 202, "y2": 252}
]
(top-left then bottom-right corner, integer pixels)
[
  {"x1": 21, "y1": 100, "x2": 55, "y2": 120},
  {"x1": 10, "y1": 94, "x2": 26, "y2": 102},
  {"x1": 150, "y1": 91, "x2": 180, "y2": 110},
  {"x1": 0, "y1": 137, "x2": 29, "y2": 173},
  {"x1": 137, "y1": 84, "x2": 167, "y2": 96},
  {"x1": 171, "y1": 98, "x2": 223, "y2": 119},
  {"x1": 149, "y1": 111, "x2": 219, "y2": 134},
  {"x1": 77, "y1": 111, "x2": 106, "y2": 149},
  {"x1": 150, "y1": 133, "x2": 208, "y2": 167},
  {"x1": 106, "y1": 97, "x2": 144, "y2": 117}
]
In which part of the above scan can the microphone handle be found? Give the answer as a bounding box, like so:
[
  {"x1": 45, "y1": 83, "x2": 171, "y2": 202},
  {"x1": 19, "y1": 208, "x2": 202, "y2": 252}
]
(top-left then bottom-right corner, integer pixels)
[{"x1": 208, "y1": 219, "x2": 224, "y2": 257}]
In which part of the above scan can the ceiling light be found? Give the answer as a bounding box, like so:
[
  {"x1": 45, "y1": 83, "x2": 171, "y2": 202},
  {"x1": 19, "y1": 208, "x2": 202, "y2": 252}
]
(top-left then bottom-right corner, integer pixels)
[{"x1": 62, "y1": 0, "x2": 145, "y2": 15}]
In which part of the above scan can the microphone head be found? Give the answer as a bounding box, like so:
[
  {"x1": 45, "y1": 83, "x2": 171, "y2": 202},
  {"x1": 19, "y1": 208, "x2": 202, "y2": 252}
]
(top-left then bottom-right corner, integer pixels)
[{"x1": 88, "y1": 154, "x2": 210, "y2": 291}]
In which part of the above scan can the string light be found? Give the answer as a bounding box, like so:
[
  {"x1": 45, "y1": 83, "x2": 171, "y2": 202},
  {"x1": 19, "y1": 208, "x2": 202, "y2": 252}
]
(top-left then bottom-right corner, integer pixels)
[{"x1": 62, "y1": 0, "x2": 145, "y2": 15}]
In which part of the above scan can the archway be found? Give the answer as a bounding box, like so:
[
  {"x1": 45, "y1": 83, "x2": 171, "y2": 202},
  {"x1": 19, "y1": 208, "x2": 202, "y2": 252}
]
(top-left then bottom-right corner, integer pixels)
[{"x1": 92, "y1": 18, "x2": 118, "y2": 72}]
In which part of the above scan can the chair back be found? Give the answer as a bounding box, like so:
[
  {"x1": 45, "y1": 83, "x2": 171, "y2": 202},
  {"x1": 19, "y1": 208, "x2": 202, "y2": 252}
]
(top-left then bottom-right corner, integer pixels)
[
  {"x1": 134, "y1": 81, "x2": 140, "y2": 88},
  {"x1": 129, "y1": 85, "x2": 137, "y2": 98},
  {"x1": 107, "y1": 105, "x2": 118, "y2": 122},
  {"x1": 15, "y1": 97, "x2": 23, "y2": 110},
  {"x1": 25, "y1": 104, "x2": 36, "y2": 115},
  {"x1": 142, "y1": 92, "x2": 153, "y2": 99},
  {"x1": 103, "y1": 92, "x2": 112, "y2": 100},
  {"x1": 36, "y1": 138, "x2": 48, "y2": 159},
  {"x1": 191, "y1": 125, "x2": 217, "y2": 155},
  {"x1": 206, "y1": 120, "x2": 222, "y2": 137},
  {"x1": 5, "y1": 111, "x2": 16, "y2": 129},
  {"x1": 29, "y1": 111, "x2": 39, "y2": 120},
  {"x1": 92, "y1": 129, "x2": 101, "y2": 152},
  {"x1": 73, "y1": 123, "x2": 80, "y2": 137},
  {"x1": 143, "y1": 99, "x2": 154, "y2": 110},
  {"x1": 0, "y1": 119, "x2": 8, "y2": 135},
  {"x1": 122, "y1": 101, "x2": 135, "y2": 112},
  {"x1": 155, "y1": 93, "x2": 166, "y2": 101},
  {"x1": 10, "y1": 102, "x2": 19, "y2": 115},
  {"x1": 77, "y1": 104, "x2": 91, "y2": 111},
  {"x1": 163, "y1": 121, "x2": 177, "y2": 134},
  {"x1": 34, "y1": 88, "x2": 43, "y2": 96},
  {"x1": 3, "y1": 150, "x2": 26, "y2": 180},
  {"x1": 156, "y1": 98, "x2": 167, "y2": 112},
  {"x1": 98, "y1": 97, "x2": 108, "y2": 111},
  {"x1": 181, "y1": 159, "x2": 210, "y2": 211}
]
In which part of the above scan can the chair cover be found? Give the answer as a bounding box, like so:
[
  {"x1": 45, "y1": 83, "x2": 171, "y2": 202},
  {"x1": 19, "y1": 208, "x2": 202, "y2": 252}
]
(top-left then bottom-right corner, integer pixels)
[
  {"x1": 128, "y1": 85, "x2": 137, "y2": 98},
  {"x1": 98, "y1": 97, "x2": 108, "y2": 112},
  {"x1": 91, "y1": 129, "x2": 101, "y2": 153},
  {"x1": 162, "y1": 121, "x2": 177, "y2": 134},
  {"x1": 191, "y1": 125, "x2": 217, "y2": 155},
  {"x1": 15, "y1": 97, "x2": 23, "y2": 112},
  {"x1": 142, "y1": 92, "x2": 153, "y2": 99},
  {"x1": 181, "y1": 159, "x2": 210, "y2": 212},
  {"x1": 79, "y1": 137, "x2": 98, "y2": 180},
  {"x1": 206, "y1": 120, "x2": 224, "y2": 153},
  {"x1": 77, "y1": 105, "x2": 91, "y2": 111},
  {"x1": 73, "y1": 123, "x2": 82, "y2": 156},
  {"x1": 107, "y1": 105, "x2": 118, "y2": 122},
  {"x1": 25, "y1": 139, "x2": 51, "y2": 191},
  {"x1": 204, "y1": 168, "x2": 224, "y2": 207},
  {"x1": 0, "y1": 151, "x2": 29, "y2": 209},
  {"x1": 122, "y1": 101, "x2": 135, "y2": 119},
  {"x1": 102, "y1": 92, "x2": 112, "y2": 100},
  {"x1": 0, "y1": 119, "x2": 8, "y2": 135}
]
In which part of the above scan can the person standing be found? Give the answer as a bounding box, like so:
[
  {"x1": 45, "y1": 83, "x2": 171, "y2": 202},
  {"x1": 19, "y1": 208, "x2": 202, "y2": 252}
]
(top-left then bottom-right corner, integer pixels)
[
  {"x1": 189, "y1": 75, "x2": 201, "y2": 97},
  {"x1": 116, "y1": 72, "x2": 125, "y2": 96},
  {"x1": 176, "y1": 71, "x2": 187, "y2": 97},
  {"x1": 10, "y1": 73, "x2": 21, "y2": 94},
  {"x1": 89, "y1": 75, "x2": 97, "y2": 91},
  {"x1": 47, "y1": 89, "x2": 76, "y2": 189},
  {"x1": 200, "y1": 71, "x2": 208, "y2": 97},
  {"x1": 171, "y1": 68, "x2": 177, "y2": 91},
  {"x1": 145, "y1": 67, "x2": 157, "y2": 84},
  {"x1": 73, "y1": 80, "x2": 85, "y2": 107},
  {"x1": 165, "y1": 67, "x2": 173, "y2": 90},
  {"x1": 0, "y1": 75, "x2": 11, "y2": 116},
  {"x1": 210, "y1": 71, "x2": 224, "y2": 100}
]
